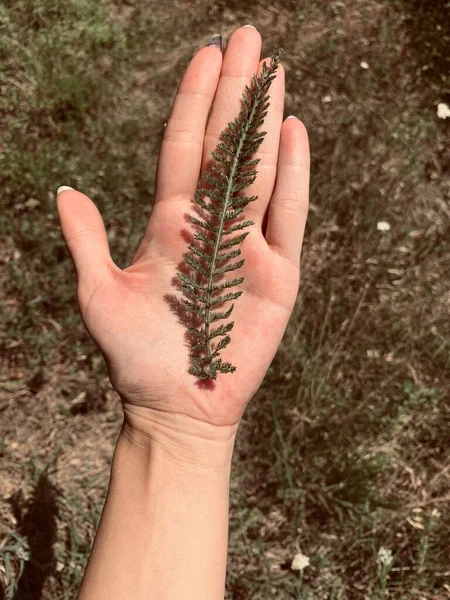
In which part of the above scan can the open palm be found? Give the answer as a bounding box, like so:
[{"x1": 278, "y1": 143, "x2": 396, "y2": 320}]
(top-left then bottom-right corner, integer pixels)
[{"x1": 57, "y1": 27, "x2": 309, "y2": 430}]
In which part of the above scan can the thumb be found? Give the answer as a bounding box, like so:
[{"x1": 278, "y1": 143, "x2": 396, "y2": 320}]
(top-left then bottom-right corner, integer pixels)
[{"x1": 56, "y1": 186, "x2": 113, "y2": 299}]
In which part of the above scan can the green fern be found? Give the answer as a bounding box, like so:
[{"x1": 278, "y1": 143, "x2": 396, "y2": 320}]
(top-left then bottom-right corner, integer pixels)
[{"x1": 177, "y1": 49, "x2": 283, "y2": 380}]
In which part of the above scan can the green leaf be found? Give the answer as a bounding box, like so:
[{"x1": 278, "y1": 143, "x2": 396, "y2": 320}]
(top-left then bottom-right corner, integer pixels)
[
  {"x1": 223, "y1": 220, "x2": 254, "y2": 235},
  {"x1": 194, "y1": 194, "x2": 221, "y2": 216},
  {"x1": 248, "y1": 131, "x2": 267, "y2": 142},
  {"x1": 188, "y1": 215, "x2": 218, "y2": 234},
  {"x1": 181, "y1": 284, "x2": 199, "y2": 298},
  {"x1": 188, "y1": 243, "x2": 213, "y2": 263},
  {"x1": 242, "y1": 95, "x2": 252, "y2": 111},
  {"x1": 185, "y1": 254, "x2": 209, "y2": 277},
  {"x1": 216, "y1": 142, "x2": 235, "y2": 157},
  {"x1": 224, "y1": 207, "x2": 245, "y2": 221},
  {"x1": 213, "y1": 358, "x2": 237, "y2": 374},
  {"x1": 197, "y1": 188, "x2": 224, "y2": 203},
  {"x1": 213, "y1": 259, "x2": 245, "y2": 277},
  {"x1": 190, "y1": 342, "x2": 207, "y2": 352},
  {"x1": 211, "y1": 151, "x2": 232, "y2": 168},
  {"x1": 209, "y1": 304, "x2": 235, "y2": 323},
  {"x1": 242, "y1": 141, "x2": 262, "y2": 156},
  {"x1": 210, "y1": 164, "x2": 228, "y2": 177},
  {"x1": 216, "y1": 248, "x2": 241, "y2": 262},
  {"x1": 221, "y1": 131, "x2": 238, "y2": 146},
  {"x1": 210, "y1": 276, "x2": 244, "y2": 292},
  {"x1": 215, "y1": 335, "x2": 231, "y2": 352},
  {"x1": 189, "y1": 363, "x2": 211, "y2": 379},
  {"x1": 229, "y1": 196, "x2": 257, "y2": 208},
  {"x1": 177, "y1": 272, "x2": 205, "y2": 290},
  {"x1": 228, "y1": 121, "x2": 238, "y2": 135},
  {"x1": 232, "y1": 178, "x2": 256, "y2": 193},
  {"x1": 188, "y1": 327, "x2": 205, "y2": 336},
  {"x1": 209, "y1": 291, "x2": 242, "y2": 306},
  {"x1": 208, "y1": 322, "x2": 234, "y2": 340},
  {"x1": 194, "y1": 232, "x2": 215, "y2": 247},
  {"x1": 236, "y1": 168, "x2": 258, "y2": 179},
  {"x1": 183, "y1": 300, "x2": 206, "y2": 316},
  {"x1": 240, "y1": 158, "x2": 260, "y2": 168},
  {"x1": 218, "y1": 232, "x2": 249, "y2": 250},
  {"x1": 204, "y1": 171, "x2": 228, "y2": 191}
]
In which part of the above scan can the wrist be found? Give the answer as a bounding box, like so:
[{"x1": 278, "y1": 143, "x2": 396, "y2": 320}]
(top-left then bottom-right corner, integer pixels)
[
  {"x1": 81, "y1": 406, "x2": 233, "y2": 600},
  {"x1": 121, "y1": 404, "x2": 239, "y2": 472}
]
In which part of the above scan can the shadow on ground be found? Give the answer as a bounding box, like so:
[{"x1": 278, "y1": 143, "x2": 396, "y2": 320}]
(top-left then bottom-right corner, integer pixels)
[{"x1": 9, "y1": 473, "x2": 59, "y2": 600}]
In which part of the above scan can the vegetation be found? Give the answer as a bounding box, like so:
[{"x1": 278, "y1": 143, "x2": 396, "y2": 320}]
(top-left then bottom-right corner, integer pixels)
[
  {"x1": 180, "y1": 52, "x2": 281, "y2": 379},
  {"x1": 0, "y1": 0, "x2": 449, "y2": 598}
]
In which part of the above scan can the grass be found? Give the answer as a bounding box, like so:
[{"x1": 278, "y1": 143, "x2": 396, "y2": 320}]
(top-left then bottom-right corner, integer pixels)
[{"x1": 0, "y1": 0, "x2": 449, "y2": 598}]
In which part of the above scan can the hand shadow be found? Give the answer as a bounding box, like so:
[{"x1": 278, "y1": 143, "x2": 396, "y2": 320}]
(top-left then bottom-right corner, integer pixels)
[{"x1": 9, "y1": 472, "x2": 59, "y2": 600}]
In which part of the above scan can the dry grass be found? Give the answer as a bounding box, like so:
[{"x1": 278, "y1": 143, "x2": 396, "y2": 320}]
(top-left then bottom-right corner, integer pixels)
[{"x1": 1, "y1": 0, "x2": 449, "y2": 598}]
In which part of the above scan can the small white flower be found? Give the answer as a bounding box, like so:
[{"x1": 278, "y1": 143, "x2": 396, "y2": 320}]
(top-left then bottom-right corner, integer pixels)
[
  {"x1": 437, "y1": 103, "x2": 450, "y2": 119},
  {"x1": 377, "y1": 547, "x2": 393, "y2": 567},
  {"x1": 360, "y1": 61, "x2": 370, "y2": 69},
  {"x1": 322, "y1": 95, "x2": 332, "y2": 103},
  {"x1": 291, "y1": 552, "x2": 310, "y2": 571},
  {"x1": 377, "y1": 221, "x2": 391, "y2": 231}
]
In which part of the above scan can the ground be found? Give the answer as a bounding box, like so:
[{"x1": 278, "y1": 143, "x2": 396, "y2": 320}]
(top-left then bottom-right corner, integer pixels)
[{"x1": 0, "y1": 0, "x2": 449, "y2": 598}]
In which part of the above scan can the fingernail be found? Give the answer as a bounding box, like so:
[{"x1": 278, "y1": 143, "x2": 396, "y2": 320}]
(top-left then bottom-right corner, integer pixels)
[
  {"x1": 206, "y1": 34, "x2": 223, "y2": 53},
  {"x1": 286, "y1": 115, "x2": 296, "y2": 120},
  {"x1": 243, "y1": 25, "x2": 256, "y2": 29},
  {"x1": 56, "y1": 186, "x2": 75, "y2": 195}
]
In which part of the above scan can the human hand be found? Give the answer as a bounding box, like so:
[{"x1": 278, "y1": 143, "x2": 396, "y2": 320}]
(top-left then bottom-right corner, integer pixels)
[{"x1": 57, "y1": 26, "x2": 310, "y2": 445}]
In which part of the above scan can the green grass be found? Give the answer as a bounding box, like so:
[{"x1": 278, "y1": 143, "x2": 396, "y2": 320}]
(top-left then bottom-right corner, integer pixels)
[{"x1": 1, "y1": 0, "x2": 449, "y2": 598}]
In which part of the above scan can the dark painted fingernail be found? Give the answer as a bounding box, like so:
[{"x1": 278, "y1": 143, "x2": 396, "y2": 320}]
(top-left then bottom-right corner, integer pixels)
[{"x1": 206, "y1": 33, "x2": 223, "y2": 53}]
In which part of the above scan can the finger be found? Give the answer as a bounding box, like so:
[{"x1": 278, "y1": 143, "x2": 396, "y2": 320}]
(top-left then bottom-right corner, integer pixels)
[
  {"x1": 264, "y1": 117, "x2": 310, "y2": 266},
  {"x1": 154, "y1": 39, "x2": 223, "y2": 204},
  {"x1": 56, "y1": 187, "x2": 113, "y2": 297},
  {"x1": 201, "y1": 26, "x2": 262, "y2": 173},
  {"x1": 243, "y1": 58, "x2": 285, "y2": 226}
]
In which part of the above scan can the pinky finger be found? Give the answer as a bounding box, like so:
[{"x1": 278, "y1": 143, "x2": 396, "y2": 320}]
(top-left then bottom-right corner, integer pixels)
[{"x1": 264, "y1": 116, "x2": 310, "y2": 267}]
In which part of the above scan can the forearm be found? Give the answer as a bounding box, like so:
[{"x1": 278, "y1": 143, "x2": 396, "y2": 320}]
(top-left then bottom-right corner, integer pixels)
[{"x1": 78, "y1": 410, "x2": 237, "y2": 600}]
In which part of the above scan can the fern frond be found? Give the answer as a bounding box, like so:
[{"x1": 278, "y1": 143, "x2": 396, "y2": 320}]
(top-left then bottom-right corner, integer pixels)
[{"x1": 177, "y1": 49, "x2": 283, "y2": 380}]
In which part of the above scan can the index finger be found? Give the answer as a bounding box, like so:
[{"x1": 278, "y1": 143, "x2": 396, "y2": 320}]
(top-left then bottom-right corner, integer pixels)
[{"x1": 154, "y1": 38, "x2": 224, "y2": 204}]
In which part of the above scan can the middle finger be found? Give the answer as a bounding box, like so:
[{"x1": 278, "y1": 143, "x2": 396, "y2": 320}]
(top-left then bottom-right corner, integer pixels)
[
  {"x1": 201, "y1": 27, "x2": 285, "y2": 230},
  {"x1": 201, "y1": 26, "x2": 262, "y2": 174}
]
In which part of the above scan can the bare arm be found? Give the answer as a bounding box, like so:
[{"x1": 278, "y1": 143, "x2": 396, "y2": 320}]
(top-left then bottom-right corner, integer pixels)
[{"x1": 78, "y1": 413, "x2": 236, "y2": 600}]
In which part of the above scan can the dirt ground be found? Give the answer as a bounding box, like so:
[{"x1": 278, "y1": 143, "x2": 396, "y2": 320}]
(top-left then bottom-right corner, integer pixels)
[{"x1": 1, "y1": 0, "x2": 449, "y2": 598}]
